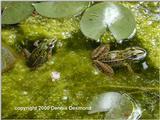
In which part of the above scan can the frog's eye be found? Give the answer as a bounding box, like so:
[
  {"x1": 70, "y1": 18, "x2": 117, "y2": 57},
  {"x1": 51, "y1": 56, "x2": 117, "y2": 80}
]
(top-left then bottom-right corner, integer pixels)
[
  {"x1": 132, "y1": 55, "x2": 137, "y2": 58},
  {"x1": 128, "y1": 53, "x2": 141, "y2": 60},
  {"x1": 34, "y1": 40, "x2": 41, "y2": 47},
  {"x1": 48, "y1": 43, "x2": 54, "y2": 48},
  {"x1": 129, "y1": 55, "x2": 137, "y2": 60}
]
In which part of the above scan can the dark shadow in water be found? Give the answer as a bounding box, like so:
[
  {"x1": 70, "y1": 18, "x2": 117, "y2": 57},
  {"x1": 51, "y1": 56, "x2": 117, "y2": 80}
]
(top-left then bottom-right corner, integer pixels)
[{"x1": 65, "y1": 31, "x2": 100, "y2": 51}]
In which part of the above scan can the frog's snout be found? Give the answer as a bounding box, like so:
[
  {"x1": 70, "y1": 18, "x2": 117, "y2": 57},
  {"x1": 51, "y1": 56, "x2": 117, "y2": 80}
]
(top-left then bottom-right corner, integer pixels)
[
  {"x1": 129, "y1": 48, "x2": 147, "y2": 61},
  {"x1": 133, "y1": 52, "x2": 147, "y2": 60},
  {"x1": 52, "y1": 39, "x2": 57, "y2": 43}
]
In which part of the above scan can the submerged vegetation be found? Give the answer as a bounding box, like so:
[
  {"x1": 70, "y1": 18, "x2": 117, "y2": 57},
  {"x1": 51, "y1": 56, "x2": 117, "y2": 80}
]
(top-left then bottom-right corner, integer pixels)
[{"x1": 2, "y1": 1, "x2": 160, "y2": 119}]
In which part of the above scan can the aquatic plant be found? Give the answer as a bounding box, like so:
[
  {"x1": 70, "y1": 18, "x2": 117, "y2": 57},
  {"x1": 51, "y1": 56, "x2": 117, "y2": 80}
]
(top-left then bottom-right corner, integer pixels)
[{"x1": 80, "y1": 2, "x2": 136, "y2": 43}]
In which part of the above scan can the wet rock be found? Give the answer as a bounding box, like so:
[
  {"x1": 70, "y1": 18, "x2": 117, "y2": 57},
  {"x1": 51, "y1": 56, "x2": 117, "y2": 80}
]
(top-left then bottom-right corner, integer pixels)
[{"x1": 2, "y1": 46, "x2": 16, "y2": 73}]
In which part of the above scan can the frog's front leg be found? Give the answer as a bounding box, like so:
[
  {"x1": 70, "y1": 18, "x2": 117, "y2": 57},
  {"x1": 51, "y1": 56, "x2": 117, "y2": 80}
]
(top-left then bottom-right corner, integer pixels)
[
  {"x1": 47, "y1": 39, "x2": 57, "y2": 59},
  {"x1": 23, "y1": 48, "x2": 31, "y2": 58},
  {"x1": 123, "y1": 63, "x2": 134, "y2": 73},
  {"x1": 93, "y1": 60, "x2": 114, "y2": 76},
  {"x1": 47, "y1": 49, "x2": 52, "y2": 59}
]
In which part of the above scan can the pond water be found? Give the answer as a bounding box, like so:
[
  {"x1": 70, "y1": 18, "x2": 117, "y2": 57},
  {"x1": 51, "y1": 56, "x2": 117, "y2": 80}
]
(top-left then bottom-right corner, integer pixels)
[{"x1": 2, "y1": 2, "x2": 160, "y2": 119}]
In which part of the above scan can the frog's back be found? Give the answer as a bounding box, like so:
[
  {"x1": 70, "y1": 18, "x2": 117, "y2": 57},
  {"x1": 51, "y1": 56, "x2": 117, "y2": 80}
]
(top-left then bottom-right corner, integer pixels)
[
  {"x1": 98, "y1": 50, "x2": 127, "y2": 66},
  {"x1": 27, "y1": 48, "x2": 48, "y2": 68}
]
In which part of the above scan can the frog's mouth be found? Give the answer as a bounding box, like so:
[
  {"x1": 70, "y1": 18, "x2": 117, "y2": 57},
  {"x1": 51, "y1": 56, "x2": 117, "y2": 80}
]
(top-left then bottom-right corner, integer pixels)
[{"x1": 129, "y1": 51, "x2": 147, "y2": 61}]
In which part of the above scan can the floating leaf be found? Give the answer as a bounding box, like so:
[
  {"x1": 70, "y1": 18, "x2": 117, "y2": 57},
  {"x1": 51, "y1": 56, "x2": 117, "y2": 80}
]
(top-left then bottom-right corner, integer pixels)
[
  {"x1": 80, "y1": 2, "x2": 136, "y2": 43},
  {"x1": 33, "y1": 2, "x2": 89, "y2": 18},
  {"x1": 1, "y1": 1, "x2": 12, "y2": 10},
  {"x1": 2, "y1": 2, "x2": 34, "y2": 24},
  {"x1": 88, "y1": 92, "x2": 142, "y2": 120},
  {"x1": 88, "y1": 92, "x2": 122, "y2": 114}
]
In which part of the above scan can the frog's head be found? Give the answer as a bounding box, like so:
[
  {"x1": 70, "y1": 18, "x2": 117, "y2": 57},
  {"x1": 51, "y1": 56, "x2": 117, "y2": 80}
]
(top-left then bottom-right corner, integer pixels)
[
  {"x1": 126, "y1": 47, "x2": 147, "y2": 61},
  {"x1": 34, "y1": 39, "x2": 57, "y2": 51}
]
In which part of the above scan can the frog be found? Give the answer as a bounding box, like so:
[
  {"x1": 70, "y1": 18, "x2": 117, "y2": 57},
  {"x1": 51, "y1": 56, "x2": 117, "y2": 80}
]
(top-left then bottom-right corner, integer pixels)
[
  {"x1": 91, "y1": 44, "x2": 147, "y2": 76},
  {"x1": 23, "y1": 39, "x2": 57, "y2": 68}
]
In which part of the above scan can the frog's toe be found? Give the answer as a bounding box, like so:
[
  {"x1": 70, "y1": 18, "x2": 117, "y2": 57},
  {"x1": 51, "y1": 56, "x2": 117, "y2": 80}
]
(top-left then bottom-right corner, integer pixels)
[{"x1": 123, "y1": 63, "x2": 134, "y2": 73}]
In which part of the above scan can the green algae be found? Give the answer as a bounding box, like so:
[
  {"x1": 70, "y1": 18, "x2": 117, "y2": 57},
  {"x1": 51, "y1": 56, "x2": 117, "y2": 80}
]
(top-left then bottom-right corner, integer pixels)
[
  {"x1": 137, "y1": 19, "x2": 160, "y2": 68},
  {"x1": 19, "y1": 15, "x2": 80, "y2": 41},
  {"x1": 2, "y1": 28, "x2": 17, "y2": 46},
  {"x1": 2, "y1": 2, "x2": 160, "y2": 119}
]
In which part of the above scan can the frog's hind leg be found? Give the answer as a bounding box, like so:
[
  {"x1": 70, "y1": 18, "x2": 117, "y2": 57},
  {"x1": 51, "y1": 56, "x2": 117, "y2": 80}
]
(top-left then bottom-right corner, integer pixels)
[
  {"x1": 93, "y1": 60, "x2": 114, "y2": 76},
  {"x1": 92, "y1": 44, "x2": 110, "y2": 59}
]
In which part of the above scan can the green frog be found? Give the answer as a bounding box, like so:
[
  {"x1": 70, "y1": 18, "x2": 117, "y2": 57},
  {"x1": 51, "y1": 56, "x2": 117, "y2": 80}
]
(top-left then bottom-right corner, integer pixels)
[
  {"x1": 91, "y1": 44, "x2": 147, "y2": 76},
  {"x1": 23, "y1": 39, "x2": 57, "y2": 68}
]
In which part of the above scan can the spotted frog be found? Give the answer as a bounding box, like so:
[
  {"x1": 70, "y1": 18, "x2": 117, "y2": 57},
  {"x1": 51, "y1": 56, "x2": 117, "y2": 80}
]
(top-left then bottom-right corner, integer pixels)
[
  {"x1": 23, "y1": 39, "x2": 57, "y2": 68},
  {"x1": 92, "y1": 44, "x2": 147, "y2": 76}
]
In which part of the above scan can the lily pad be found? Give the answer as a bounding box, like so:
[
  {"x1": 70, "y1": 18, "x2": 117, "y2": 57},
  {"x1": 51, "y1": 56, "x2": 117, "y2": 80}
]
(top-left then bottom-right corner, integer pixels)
[
  {"x1": 88, "y1": 92, "x2": 142, "y2": 120},
  {"x1": 80, "y1": 2, "x2": 136, "y2": 43},
  {"x1": 2, "y1": 46, "x2": 16, "y2": 73},
  {"x1": 2, "y1": 1, "x2": 11, "y2": 10},
  {"x1": 33, "y1": 2, "x2": 89, "y2": 18},
  {"x1": 2, "y1": 2, "x2": 34, "y2": 24}
]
